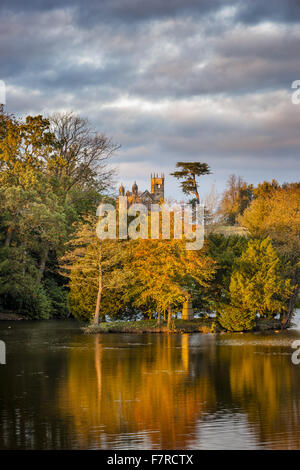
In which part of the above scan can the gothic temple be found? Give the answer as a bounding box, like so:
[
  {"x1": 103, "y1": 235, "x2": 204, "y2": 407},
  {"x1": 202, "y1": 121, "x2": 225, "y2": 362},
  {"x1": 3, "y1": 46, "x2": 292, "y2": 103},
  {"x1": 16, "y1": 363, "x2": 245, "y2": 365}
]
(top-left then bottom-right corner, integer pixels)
[{"x1": 117, "y1": 174, "x2": 165, "y2": 209}]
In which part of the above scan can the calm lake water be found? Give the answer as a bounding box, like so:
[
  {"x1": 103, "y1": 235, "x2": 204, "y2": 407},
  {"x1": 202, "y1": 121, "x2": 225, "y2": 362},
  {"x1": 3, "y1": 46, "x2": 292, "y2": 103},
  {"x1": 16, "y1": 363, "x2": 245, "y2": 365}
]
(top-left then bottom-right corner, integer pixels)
[{"x1": 1, "y1": 313, "x2": 300, "y2": 450}]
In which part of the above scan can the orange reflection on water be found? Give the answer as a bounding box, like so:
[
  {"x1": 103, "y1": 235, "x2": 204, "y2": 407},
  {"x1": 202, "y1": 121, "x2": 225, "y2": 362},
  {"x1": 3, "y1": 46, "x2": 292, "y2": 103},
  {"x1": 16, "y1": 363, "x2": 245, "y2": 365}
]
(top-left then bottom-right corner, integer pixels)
[
  {"x1": 58, "y1": 331, "x2": 300, "y2": 449},
  {"x1": 58, "y1": 334, "x2": 216, "y2": 448}
]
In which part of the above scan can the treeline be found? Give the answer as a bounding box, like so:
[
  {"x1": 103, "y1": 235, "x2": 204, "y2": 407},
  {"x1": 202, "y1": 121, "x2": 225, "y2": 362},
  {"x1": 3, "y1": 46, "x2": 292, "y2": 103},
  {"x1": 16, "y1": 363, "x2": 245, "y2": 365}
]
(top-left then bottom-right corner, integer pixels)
[
  {"x1": 0, "y1": 109, "x2": 299, "y2": 331},
  {"x1": 0, "y1": 107, "x2": 117, "y2": 318},
  {"x1": 63, "y1": 163, "x2": 299, "y2": 331}
]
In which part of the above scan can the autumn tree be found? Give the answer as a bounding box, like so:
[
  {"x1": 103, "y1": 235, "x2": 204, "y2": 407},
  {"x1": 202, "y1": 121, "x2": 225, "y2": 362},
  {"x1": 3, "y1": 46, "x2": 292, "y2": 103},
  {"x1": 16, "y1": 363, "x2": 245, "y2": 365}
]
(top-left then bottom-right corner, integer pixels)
[
  {"x1": 253, "y1": 179, "x2": 280, "y2": 198},
  {"x1": 0, "y1": 114, "x2": 64, "y2": 316},
  {"x1": 219, "y1": 175, "x2": 253, "y2": 225},
  {"x1": 0, "y1": 110, "x2": 117, "y2": 318},
  {"x1": 0, "y1": 115, "x2": 57, "y2": 246},
  {"x1": 61, "y1": 216, "x2": 133, "y2": 324},
  {"x1": 131, "y1": 239, "x2": 215, "y2": 327}
]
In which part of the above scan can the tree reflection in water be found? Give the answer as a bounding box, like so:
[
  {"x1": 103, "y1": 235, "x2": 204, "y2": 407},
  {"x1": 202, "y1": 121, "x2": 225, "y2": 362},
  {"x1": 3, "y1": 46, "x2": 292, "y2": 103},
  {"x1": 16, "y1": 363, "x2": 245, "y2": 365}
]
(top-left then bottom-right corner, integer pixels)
[
  {"x1": 58, "y1": 331, "x2": 300, "y2": 449},
  {"x1": 1, "y1": 321, "x2": 300, "y2": 450}
]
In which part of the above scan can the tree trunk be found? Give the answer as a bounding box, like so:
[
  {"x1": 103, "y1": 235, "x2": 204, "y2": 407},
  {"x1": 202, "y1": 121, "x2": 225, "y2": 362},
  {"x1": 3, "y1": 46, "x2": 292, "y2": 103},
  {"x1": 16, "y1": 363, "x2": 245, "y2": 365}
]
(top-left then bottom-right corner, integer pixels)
[
  {"x1": 5, "y1": 226, "x2": 14, "y2": 247},
  {"x1": 193, "y1": 174, "x2": 200, "y2": 203},
  {"x1": 167, "y1": 306, "x2": 172, "y2": 329},
  {"x1": 93, "y1": 246, "x2": 103, "y2": 325},
  {"x1": 93, "y1": 271, "x2": 103, "y2": 325},
  {"x1": 157, "y1": 310, "x2": 161, "y2": 325},
  {"x1": 38, "y1": 247, "x2": 49, "y2": 282},
  {"x1": 282, "y1": 282, "x2": 300, "y2": 329}
]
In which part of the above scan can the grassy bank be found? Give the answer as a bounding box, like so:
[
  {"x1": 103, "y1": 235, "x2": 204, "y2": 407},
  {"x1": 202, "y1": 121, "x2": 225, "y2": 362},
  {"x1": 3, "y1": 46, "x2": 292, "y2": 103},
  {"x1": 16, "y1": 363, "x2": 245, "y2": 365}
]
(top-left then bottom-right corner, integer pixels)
[
  {"x1": 0, "y1": 312, "x2": 26, "y2": 321},
  {"x1": 83, "y1": 317, "x2": 283, "y2": 334},
  {"x1": 83, "y1": 318, "x2": 217, "y2": 334}
]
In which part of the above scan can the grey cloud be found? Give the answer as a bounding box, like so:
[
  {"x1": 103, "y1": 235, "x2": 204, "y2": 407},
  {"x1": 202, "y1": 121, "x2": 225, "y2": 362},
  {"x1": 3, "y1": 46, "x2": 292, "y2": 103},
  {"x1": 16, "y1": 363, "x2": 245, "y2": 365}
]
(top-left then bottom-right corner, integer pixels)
[
  {"x1": 0, "y1": 1, "x2": 230, "y2": 25},
  {"x1": 236, "y1": 0, "x2": 300, "y2": 24},
  {"x1": 2, "y1": 1, "x2": 299, "y2": 26},
  {"x1": 2, "y1": 4, "x2": 300, "y2": 101},
  {"x1": 1, "y1": 0, "x2": 300, "y2": 198}
]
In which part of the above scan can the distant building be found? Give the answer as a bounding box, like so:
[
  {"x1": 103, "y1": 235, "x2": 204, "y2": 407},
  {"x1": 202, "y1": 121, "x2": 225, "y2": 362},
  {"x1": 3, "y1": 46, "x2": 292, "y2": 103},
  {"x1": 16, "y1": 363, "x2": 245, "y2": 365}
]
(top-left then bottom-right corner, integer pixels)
[{"x1": 117, "y1": 173, "x2": 165, "y2": 209}]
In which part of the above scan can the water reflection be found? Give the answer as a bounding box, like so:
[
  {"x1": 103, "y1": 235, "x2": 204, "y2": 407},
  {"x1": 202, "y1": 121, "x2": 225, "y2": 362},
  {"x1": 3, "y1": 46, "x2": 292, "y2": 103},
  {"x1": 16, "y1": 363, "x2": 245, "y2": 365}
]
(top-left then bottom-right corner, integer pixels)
[
  {"x1": 58, "y1": 334, "x2": 218, "y2": 448},
  {"x1": 1, "y1": 320, "x2": 300, "y2": 449}
]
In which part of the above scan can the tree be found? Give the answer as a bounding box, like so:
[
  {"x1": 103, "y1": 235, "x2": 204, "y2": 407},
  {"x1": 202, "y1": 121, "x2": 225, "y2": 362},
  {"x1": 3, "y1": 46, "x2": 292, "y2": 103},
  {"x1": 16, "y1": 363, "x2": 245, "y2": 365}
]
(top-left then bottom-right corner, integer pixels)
[
  {"x1": 131, "y1": 239, "x2": 215, "y2": 326},
  {"x1": 0, "y1": 245, "x2": 51, "y2": 318},
  {"x1": 203, "y1": 234, "x2": 248, "y2": 309},
  {"x1": 0, "y1": 115, "x2": 58, "y2": 245},
  {"x1": 170, "y1": 162, "x2": 211, "y2": 203},
  {"x1": 218, "y1": 305, "x2": 256, "y2": 332},
  {"x1": 0, "y1": 113, "x2": 67, "y2": 316},
  {"x1": 50, "y1": 112, "x2": 118, "y2": 198},
  {"x1": 21, "y1": 192, "x2": 68, "y2": 280},
  {"x1": 219, "y1": 238, "x2": 291, "y2": 331},
  {"x1": 203, "y1": 183, "x2": 220, "y2": 227},
  {"x1": 0, "y1": 110, "x2": 118, "y2": 318},
  {"x1": 0, "y1": 105, "x2": 14, "y2": 141},
  {"x1": 219, "y1": 175, "x2": 253, "y2": 225},
  {"x1": 240, "y1": 184, "x2": 300, "y2": 326},
  {"x1": 253, "y1": 179, "x2": 280, "y2": 199},
  {"x1": 61, "y1": 216, "x2": 132, "y2": 324}
]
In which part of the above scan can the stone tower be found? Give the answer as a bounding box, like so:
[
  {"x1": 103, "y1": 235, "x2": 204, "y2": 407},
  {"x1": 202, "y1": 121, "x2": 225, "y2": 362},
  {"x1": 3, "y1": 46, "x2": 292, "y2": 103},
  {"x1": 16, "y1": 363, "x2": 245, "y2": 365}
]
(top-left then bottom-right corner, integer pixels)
[
  {"x1": 182, "y1": 300, "x2": 194, "y2": 320},
  {"x1": 151, "y1": 173, "x2": 164, "y2": 203}
]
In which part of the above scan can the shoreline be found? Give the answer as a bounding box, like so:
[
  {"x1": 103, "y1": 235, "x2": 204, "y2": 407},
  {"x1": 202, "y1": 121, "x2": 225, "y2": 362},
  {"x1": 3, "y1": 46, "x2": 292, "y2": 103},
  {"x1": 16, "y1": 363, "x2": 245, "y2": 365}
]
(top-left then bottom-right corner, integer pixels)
[
  {"x1": 83, "y1": 318, "x2": 283, "y2": 334},
  {"x1": 0, "y1": 312, "x2": 26, "y2": 321},
  {"x1": 0, "y1": 314, "x2": 285, "y2": 333}
]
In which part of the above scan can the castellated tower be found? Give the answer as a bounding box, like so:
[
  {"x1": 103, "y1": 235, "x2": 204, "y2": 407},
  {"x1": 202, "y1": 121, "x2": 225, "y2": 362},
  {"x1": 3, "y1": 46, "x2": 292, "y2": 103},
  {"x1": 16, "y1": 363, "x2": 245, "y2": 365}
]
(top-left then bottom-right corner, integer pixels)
[{"x1": 151, "y1": 173, "x2": 165, "y2": 203}]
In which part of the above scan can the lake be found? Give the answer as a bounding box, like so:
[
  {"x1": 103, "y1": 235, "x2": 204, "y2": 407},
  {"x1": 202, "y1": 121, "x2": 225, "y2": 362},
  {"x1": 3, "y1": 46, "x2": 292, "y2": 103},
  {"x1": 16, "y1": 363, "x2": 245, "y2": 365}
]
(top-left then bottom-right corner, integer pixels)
[{"x1": 0, "y1": 313, "x2": 300, "y2": 450}]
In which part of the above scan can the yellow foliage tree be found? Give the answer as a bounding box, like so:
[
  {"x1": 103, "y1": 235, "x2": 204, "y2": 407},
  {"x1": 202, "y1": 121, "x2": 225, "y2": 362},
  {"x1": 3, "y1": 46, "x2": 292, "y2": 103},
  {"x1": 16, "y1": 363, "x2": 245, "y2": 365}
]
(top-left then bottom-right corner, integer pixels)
[
  {"x1": 61, "y1": 216, "x2": 133, "y2": 324},
  {"x1": 131, "y1": 239, "x2": 215, "y2": 326}
]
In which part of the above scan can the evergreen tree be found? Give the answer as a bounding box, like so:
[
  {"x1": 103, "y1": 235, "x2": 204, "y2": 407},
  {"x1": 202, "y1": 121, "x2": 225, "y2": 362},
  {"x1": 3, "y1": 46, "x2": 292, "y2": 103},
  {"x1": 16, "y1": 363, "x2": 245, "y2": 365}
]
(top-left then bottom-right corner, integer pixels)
[
  {"x1": 240, "y1": 184, "x2": 300, "y2": 326},
  {"x1": 170, "y1": 162, "x2": 211, "y2": 203},
  {"x1": 219, "y1": 238, "x2": 291, "y2": 331}
]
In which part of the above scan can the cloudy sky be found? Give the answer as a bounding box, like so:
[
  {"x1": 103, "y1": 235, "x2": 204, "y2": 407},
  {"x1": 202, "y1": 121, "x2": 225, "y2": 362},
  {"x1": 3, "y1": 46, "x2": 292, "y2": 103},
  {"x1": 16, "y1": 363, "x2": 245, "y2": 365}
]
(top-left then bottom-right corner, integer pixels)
[{"x1": 1, "y1": 0, "x2": 300, "y2": 199}]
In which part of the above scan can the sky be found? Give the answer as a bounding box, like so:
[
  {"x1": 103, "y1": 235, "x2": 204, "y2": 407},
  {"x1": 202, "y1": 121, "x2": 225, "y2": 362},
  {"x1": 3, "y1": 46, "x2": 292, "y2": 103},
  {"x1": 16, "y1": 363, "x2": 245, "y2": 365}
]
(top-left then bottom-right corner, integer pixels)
[{"x1": 1, "y1": 0, "x2": 300, "y2": 200}]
